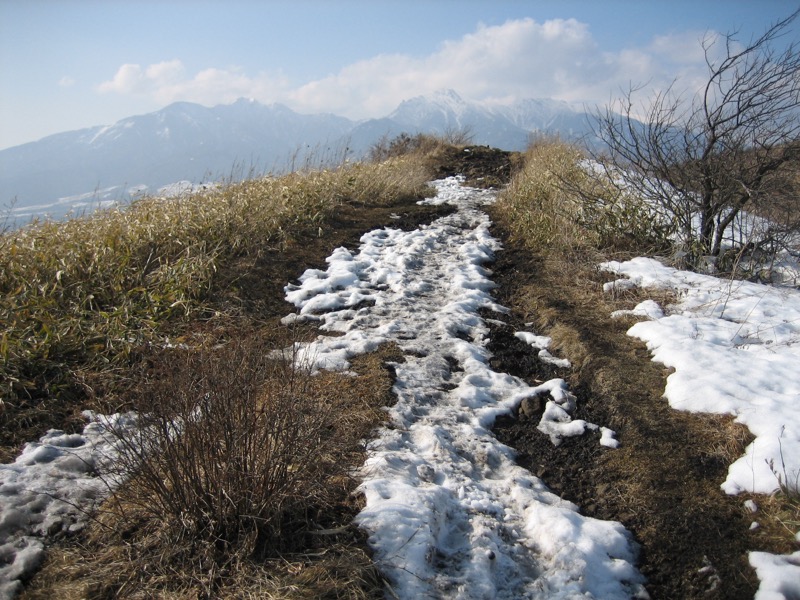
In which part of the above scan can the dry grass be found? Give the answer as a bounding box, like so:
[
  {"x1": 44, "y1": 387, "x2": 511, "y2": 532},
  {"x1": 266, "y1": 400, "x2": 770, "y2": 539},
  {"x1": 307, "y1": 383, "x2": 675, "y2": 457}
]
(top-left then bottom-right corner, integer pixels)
[
  {"x1": 2, "y1": 151, "x2": 438, "y2": 597},
  {"x1": 0, "y1": 159, "x2": 431, "y2": 454},
  {"x1": 494, "y1": 139, "x2": 595, "y2": 254},
  {"x1": 22, "y1": 533, "x2": 382, "y2": 600},
  {"x1": 495, "y1": 138, "x2": 672, "y2": 264},
  {"x1": 489, "y1": 140, "x2": 799, "y2": 597},
  {"x1": 368, "y1": 132, "x2": 469, "y2": 163},
  {"x1": 21, "y1": 340, "x2": 404, "y2": 599}
]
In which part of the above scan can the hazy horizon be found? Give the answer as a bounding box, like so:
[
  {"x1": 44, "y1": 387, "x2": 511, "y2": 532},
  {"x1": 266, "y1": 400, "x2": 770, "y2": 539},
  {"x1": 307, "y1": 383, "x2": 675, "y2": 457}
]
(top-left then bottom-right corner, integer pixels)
[{"x1": 1, "y1": 1, "x2": 797, "y2": 150}]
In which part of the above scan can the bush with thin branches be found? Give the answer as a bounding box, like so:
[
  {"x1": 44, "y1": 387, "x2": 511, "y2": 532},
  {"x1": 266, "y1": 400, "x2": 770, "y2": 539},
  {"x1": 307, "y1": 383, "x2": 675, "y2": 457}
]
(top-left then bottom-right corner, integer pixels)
[
  {"x1": 592, "y1": 9, "x2": 800, "y2": 269},
  {"x1": 103, "y1": 339, "x2": 339, "y2": 561}
]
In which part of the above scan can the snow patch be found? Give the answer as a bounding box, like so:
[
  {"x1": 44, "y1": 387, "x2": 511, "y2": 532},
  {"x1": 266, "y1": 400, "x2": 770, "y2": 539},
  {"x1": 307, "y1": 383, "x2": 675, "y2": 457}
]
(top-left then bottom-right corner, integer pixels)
[
  {"x1": 514, "y1": 331, "x2": 572, "y2": 368},
  {"x1": 602, "y1": 256, "x2": 800, "y2": 598},
  {"x1": 0, "y1": 412, "x2": 138, "y2": 597},
  {"x1": 281, "y1": 177, "x2": 644, "y2": 598}
]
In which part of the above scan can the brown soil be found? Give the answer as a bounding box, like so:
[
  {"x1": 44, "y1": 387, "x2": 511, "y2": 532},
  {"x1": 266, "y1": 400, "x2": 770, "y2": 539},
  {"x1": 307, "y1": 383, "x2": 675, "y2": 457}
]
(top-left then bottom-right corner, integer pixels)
[
  {"x1": 15, "y1": 146, "x2": 794, "y2": 598},
  {"x1": 428, "y1": 144, "x2": 523, "y2": 189},
  {"x1": 483, "y1": 216, "x2": 782, "y2": 599}
]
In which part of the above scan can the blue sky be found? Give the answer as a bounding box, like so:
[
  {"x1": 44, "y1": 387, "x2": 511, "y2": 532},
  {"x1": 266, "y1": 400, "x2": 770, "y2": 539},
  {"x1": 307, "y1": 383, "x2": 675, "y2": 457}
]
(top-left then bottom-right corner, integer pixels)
[{"x1": 1, "y1": 0, "x2": 797, "y2": 150}]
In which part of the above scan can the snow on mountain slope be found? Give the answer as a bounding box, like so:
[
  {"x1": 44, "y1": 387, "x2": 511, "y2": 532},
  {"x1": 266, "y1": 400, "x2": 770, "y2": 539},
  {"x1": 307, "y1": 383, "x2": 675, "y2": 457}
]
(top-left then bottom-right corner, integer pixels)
[
  {"x1": 0, "y1": 100, "x2": 353, "y2": 222},
  {"x1": 1, "y1": 91, "x2": 605, "y2": 222}
]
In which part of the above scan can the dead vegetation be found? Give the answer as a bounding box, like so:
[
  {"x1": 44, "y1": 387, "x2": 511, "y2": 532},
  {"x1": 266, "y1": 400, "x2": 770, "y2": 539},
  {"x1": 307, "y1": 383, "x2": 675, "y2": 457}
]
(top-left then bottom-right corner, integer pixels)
[
  {"x1": 6, "y1": 136, "x2": 798, "y2": 598},
  {"x1": 22, "y1": 342, "x2": 403, "y2": 599},
  {"x1": 489, "y1": 138, "x2": 798, "y2": 598},
  {"x1": 7, "y1": 145, "x2": 447, "y2": 599}
]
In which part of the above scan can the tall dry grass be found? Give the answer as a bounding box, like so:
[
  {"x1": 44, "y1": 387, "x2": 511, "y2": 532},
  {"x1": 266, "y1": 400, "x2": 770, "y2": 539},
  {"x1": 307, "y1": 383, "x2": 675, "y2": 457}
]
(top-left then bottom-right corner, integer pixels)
[
  {"x1": 0, "y1": 159, "x2": 431, "y2": 406},
  {"x1": 5, "y1": 153, "x2": 433, "y2": 597},
  {"x1": 495, "y1": 138, "x2": 670, "y2": 261}
]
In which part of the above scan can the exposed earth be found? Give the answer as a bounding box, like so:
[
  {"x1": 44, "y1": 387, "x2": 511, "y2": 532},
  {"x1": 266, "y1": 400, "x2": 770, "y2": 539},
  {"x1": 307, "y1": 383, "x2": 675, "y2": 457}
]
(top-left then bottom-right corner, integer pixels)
[
  {"x1": 10, "y1": 145, "x2": 791, "y2": 598},
  {"x1": 440, "y1": 146, "x2": 763, "y2": 598},
  {"x1": 257, "y1": 144, "x2": 770, "y2": 598}
]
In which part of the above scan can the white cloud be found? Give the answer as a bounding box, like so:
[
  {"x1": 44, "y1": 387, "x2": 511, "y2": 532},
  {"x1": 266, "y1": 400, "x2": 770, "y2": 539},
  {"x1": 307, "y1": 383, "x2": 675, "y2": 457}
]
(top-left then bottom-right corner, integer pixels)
[
  {"x1": 58, "y1": 76, "x2": 75, "y2": 87},
  {"x1": 95, "y1": 18, "x2": 716, "y2": 118},
  {"x1": 97, "y1": 63, "x2": 146, "y2": 94},
  {"x1": 145, "y1": 59, "x2": 185, "y2": 85},
  {"x1": 97, "y1": 59, "x2": 288, "y2": 107}
]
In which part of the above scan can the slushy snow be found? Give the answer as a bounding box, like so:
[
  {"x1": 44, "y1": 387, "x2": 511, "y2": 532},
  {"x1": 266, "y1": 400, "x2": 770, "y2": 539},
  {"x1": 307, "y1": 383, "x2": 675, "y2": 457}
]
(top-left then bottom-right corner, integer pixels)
[
  {"x1": 280, "y1": 177, "x2": 645, "y2": 598},
  {"x1": 0, "y1": 412, "x2": 137, "y2": 599}
]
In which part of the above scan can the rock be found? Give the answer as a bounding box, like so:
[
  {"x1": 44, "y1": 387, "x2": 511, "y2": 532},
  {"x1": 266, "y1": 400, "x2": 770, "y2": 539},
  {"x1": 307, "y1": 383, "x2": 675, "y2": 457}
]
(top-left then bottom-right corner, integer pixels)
[{"x1": 518, "y1": 396, "x2": 544, "y2": 420}]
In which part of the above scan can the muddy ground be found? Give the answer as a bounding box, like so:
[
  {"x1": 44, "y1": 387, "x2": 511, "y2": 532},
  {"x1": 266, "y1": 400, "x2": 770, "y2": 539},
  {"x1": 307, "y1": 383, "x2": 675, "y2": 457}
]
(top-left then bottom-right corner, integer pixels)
[
  {"x1": 15, "y1": 146, "x2": 796, "y2": 598},
  {"x1": 483, "y1": 227, "x2": 764, "y2": 599}
]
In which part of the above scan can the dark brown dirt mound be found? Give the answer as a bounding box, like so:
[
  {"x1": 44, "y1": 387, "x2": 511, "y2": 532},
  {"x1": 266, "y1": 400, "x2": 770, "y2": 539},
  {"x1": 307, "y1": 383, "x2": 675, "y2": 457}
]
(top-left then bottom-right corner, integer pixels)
[{"x1": 430, "y1": 145, "x2": 522, "y2": 188}]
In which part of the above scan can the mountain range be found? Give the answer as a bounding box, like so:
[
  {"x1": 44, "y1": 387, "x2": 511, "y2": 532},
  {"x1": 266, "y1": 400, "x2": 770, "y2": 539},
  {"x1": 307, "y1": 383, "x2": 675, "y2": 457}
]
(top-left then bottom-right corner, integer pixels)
[{"x1": 1, "y1": 90, "x2": 601, "y2": 222}]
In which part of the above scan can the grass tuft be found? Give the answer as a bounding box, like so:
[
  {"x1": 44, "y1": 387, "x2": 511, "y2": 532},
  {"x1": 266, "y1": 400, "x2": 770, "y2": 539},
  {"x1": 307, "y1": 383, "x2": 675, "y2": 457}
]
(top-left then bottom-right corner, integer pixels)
[{"x1": 495, "y1": 138, "x2": 671, "y2": 262}]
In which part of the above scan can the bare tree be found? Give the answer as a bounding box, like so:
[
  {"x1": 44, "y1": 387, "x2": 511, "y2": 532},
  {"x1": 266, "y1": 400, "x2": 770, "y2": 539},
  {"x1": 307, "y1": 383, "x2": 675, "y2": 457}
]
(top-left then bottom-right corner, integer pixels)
[{"x1": 593, "y1": 9, "x2": 800, "y2": 268}]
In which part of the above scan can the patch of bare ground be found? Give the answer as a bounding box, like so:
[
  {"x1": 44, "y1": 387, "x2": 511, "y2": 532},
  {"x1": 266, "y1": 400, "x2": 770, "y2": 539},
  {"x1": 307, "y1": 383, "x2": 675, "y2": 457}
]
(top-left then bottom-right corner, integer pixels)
[
  {"x1": 427, "y1": 144, "x2": 523, "y2": 189},
  {"x1": 484, "y1": 212, "x2": 796, "y2": 599},
  {"x1": 19, "y1": 196, "x2": 450, "y2": 598}
]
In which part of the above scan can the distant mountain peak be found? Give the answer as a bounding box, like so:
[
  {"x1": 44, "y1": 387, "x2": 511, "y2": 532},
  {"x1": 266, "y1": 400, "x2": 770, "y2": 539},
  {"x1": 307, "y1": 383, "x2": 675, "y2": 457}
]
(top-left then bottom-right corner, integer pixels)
[
  {"x1": 431, "y1": 88, "x2": 465, "y2": 102},
  {"x1": 1, "y1": 91, "x2": 609, "y2": 223}
]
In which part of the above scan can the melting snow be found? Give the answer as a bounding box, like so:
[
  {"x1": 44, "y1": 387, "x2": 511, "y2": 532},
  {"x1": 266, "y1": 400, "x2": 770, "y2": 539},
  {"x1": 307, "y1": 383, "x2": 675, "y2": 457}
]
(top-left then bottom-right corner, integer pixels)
[
  {"x1": 281, "y1": 177, "x2": 645, "y2": 598},
  {"x1": 0, "y1": 412, "x2": 138, "y2": 599},
  {"x1": 601, "y1": 257, "x2": 800, "y2": 496},
  {"x1": 602, "y1": 256, "x2": 800, "y2": 598}
]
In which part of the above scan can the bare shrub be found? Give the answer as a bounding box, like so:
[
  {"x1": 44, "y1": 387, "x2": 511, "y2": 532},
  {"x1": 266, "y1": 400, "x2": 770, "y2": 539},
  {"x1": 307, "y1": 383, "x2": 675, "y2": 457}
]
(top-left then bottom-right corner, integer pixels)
[
  {"x1": 101, "y1": 337, "x2": 345, "y2": 566},
  {"x1": 21, "y1": 340, "x2": 400, "y2": 598},
  {"x1": 593, "y1": 10, "x2": 800, "y2": 269},
  {"x1": 442, "y1": 124, "x2": 475, "y2": 146}
]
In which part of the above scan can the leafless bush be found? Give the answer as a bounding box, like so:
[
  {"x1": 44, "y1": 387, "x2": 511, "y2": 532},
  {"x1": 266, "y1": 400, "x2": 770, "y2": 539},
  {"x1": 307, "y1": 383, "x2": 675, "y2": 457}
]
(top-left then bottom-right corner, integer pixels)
[
  {"x1": 442, "y1": 124, "x2": 475, "y2": 146},
  {"x1": 101, "y1": 337, "x2": 343, "y2": 563}
]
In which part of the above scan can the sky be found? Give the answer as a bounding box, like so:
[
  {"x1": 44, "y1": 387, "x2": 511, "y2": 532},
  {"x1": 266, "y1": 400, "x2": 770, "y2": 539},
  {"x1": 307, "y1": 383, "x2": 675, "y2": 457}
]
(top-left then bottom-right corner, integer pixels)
[{"x1": 1, "y1": 0, "x2": 798, "y2": 150}]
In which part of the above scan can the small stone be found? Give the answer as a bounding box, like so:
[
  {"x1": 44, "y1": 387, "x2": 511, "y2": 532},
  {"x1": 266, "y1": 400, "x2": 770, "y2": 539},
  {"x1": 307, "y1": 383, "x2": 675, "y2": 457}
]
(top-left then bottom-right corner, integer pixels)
[{"x1": 519, "y1": 396, "x2": 544, "y2": 420}]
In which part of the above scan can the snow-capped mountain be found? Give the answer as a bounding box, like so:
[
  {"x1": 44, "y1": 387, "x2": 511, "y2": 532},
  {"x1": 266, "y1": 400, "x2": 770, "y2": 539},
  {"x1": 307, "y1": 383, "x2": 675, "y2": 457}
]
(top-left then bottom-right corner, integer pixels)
[
  {"x1": 349, "y1": 90, "x2": 598, "y2": 153},
  {"x1": 1, "y1": 90, "x2": 602, "y2": 222},
  {"x1": 0, "y1": 99, "x2": 352, "y2": 222}
]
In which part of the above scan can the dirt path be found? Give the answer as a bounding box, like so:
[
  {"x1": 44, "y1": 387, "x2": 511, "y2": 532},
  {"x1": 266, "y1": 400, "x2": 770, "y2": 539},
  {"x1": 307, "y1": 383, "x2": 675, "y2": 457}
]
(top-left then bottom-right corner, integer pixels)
[
  {"x1": 484, "y1": 216, "x2": 762, "y2": 599},
  {"x1": 13, "y1": 146, "x2": 774, "y2": 598},
  {"x1": 264, "y1": 146, "x2": 767, "y2": 598},
  {"x1": 277, "y1": 177, "x2": 646, "y2": 598}
]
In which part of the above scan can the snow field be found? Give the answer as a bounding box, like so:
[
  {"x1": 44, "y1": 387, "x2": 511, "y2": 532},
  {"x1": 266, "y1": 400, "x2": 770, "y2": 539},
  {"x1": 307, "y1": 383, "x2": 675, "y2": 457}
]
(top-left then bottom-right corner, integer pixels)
[{"x1": 281, "y1": 177, "x2": 646, "y2": 599}]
